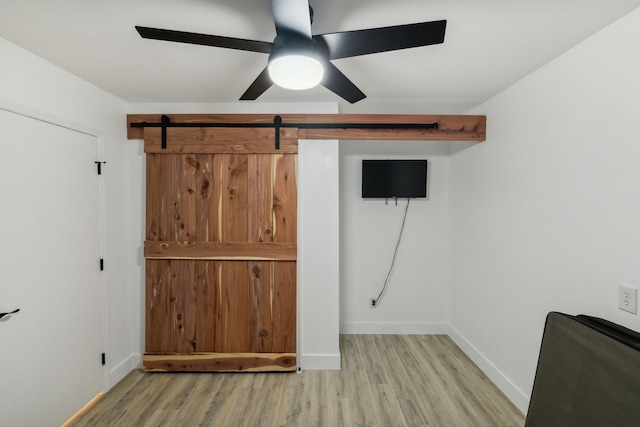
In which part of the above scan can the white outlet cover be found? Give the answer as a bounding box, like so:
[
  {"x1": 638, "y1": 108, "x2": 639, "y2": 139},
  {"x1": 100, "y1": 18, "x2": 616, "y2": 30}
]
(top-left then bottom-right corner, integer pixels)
[{"x1": 618, "y1": 284, "x2": 638, "y2": 315}]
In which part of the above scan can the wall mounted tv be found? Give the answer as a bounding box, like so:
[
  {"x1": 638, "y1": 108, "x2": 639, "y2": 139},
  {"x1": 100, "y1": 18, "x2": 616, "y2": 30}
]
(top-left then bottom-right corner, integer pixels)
[{"x1": 362, "y1": 159, "x2": 428, "y2": 199}]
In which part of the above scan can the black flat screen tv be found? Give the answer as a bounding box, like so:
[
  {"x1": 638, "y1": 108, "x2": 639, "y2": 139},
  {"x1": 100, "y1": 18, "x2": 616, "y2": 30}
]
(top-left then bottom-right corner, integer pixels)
[{"x1": 362, "y1": 159, "x2": 428, "y2": 199}]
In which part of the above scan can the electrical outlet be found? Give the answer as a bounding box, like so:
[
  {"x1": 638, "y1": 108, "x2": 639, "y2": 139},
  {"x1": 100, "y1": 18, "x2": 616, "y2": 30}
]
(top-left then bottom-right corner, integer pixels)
[
  {"x1": 370, "y1": 298, "x2": 377, "y2": 308},
  {"x1": 618, "y1": 284, "x2": 637, "y2": 314}
]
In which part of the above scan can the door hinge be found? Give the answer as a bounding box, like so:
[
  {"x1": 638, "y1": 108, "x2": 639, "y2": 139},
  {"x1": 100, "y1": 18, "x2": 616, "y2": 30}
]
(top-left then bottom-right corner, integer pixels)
[
  {"x1": 101, "y1": 353, "x2": 106, "y2": 365},
  {"x1": 100, "y1": 259, "x2": 104, "y2": 271},
  {"x1": 95, "y1": 161, "x2": 106, "y2": 175}
]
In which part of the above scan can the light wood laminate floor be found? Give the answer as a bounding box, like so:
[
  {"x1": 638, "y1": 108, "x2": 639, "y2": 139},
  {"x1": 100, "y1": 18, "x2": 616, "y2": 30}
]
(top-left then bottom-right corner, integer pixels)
[{"x1": 71, "y1": 335, "x2": 524, "y2": 426}]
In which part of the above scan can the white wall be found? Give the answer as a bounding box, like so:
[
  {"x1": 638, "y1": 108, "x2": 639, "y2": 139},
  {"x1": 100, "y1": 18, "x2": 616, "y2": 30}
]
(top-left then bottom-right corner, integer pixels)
[
  {"x1": 298, "y1": 139, "x2": 341, "y2": 369},
  {"x1": 449, "y1": 7, "x2": 640, "y2": 412},
  {"x1": 340, "y1": 141, "x2": 451, "y2": 334},
  {"x1": 0, "y1": 37, "x2": 137, "y2": 389}
]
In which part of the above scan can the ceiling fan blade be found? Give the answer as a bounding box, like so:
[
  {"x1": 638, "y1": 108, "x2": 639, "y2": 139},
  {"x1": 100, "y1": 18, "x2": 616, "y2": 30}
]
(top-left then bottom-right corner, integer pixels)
[
  {"x1": 314, "y1": 20, "x2": 446, "y2": 60},
  {"x1": 239, "y1": 66, "x2": 274, "y2": 100},
  {"x1": 135, "y1": 26, "x2": 272, "y2": 54},
  {"x1": 271, "y1": 0, "x2": 312, "y2": 37},
  {"x1": 321, "y1": 62, "x2": 366, "y2": 104}
]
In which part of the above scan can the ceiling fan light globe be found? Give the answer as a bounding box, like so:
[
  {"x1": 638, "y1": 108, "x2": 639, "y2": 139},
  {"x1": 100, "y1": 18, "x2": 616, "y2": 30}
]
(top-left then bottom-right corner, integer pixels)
[{"x1": 268, "y1": 54, "x2": 324, "y2": 90}]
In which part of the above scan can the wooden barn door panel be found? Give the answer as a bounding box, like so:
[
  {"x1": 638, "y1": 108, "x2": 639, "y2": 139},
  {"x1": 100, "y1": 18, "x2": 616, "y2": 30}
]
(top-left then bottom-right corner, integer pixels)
[{"x1": 144, "y1": 132, "x2": 297, "y2": 372}]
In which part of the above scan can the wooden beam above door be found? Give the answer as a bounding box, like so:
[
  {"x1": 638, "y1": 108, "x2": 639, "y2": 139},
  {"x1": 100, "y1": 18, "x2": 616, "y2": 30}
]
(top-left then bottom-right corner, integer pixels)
[{"x1": 127, "y1": 114, "x2": 486, "y2": 142}]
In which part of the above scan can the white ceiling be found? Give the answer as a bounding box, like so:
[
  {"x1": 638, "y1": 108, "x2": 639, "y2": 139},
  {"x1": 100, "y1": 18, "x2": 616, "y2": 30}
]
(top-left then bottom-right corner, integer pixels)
[{"x1": 1, "y1": 0, "x2": 639, "y2": 113}]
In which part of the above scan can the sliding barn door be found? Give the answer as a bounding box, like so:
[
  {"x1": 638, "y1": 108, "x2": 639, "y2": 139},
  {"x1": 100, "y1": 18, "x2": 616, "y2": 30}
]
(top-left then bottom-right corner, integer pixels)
[{"x1": 143, "y1": 127, "x2": 297, "y2": 371}]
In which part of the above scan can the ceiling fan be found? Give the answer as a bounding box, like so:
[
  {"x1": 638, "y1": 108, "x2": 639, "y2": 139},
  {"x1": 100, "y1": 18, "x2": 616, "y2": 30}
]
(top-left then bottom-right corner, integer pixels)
[{"x1": 135, "y1": 0, "x2": 446, "y2": 104}]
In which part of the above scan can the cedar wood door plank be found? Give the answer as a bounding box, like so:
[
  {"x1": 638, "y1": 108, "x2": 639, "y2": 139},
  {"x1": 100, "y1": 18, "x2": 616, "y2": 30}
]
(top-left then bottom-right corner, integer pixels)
[
  {"x1": 272, "y1": 261, "x2": 296, "y2": 353},
  {"x1": 160, "y1": 154, "x2": 178, "y2": 241},
  {"x1": 194, "y1": 155, "x2": 220, "y2": 353},
  {"x1": 248, "y1": 154, "x2": 274, "y2": 244},
  {"x1": 145, "y1": 154, "x2": 160, "y2": 241},
  {"x1": 272, "y1": 154, "x2": 297, "y2": 352},
  {"x1": 248, "y1": 154, "x2": 275, "y2": 352},
  {"x1": 196, "y1": 154, "x2": 213, "y2": 242},
  {"x1": 272, "y1": 154, "x2": 297, "y2": 243},
  {"x1": 195, "y1": 261, "x2": 217, "y2": 352},
  {"x1": 249, "y1": 260, "x2": 274, "y2": 353},
  {"x1": 145, "y1": 260, "x2": 172, "y2": 352},
  {"x1": 220, "y1": 261, "x2": 249, "y2": 353},
  {"x1": 177, "y1": 155, "x2": 198, "y2": 243},
  {"x1": 146, "y1": 153, "x2": 180, "y2": 241},
  {"x1": 171, "y1": 260, "x2": 197, "y2": 353},
  {"x1": 220, "y1": 154, "x2": 250, "y2": 353}
]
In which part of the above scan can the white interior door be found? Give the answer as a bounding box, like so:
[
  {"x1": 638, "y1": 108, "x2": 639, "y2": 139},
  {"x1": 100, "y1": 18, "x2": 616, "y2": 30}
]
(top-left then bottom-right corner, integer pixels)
[{"x1": 0, "y1": 108, "x2": 104, "y2": 426}]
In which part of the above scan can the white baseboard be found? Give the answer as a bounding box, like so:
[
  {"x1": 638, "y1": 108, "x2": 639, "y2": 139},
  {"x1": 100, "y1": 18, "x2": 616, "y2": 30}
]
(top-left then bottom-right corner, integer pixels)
[
  {"x1": 300, "y1": 353, "x2": 341, "y2": 370},
  {"x1": 340, "y1": 321, "x2": 449, "y2": 335},
  {"x1": 107, "y1": 353, "x2": 142, "y2": 390},
  {"x1": 446, "y1": 325, "x2": 529, "y2": 414}
]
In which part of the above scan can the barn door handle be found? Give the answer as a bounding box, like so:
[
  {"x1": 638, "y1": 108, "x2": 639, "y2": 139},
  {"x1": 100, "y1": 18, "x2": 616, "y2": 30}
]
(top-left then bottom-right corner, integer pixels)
[{"x1": 0, "y1": 309, "x2": 19, "y2": 319}]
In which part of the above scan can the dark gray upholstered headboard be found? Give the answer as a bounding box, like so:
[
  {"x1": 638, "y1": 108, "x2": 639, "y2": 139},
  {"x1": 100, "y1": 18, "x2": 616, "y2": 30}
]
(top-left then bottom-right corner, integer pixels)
[{"x1": 526, "y1": 312, "x2": 640, "y2": 426}]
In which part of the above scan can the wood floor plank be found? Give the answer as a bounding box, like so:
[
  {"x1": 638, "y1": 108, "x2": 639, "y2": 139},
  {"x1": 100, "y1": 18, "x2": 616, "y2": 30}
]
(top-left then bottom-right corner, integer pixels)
[{"x1": 70, "y1": 335, "x2": 524, "y2": 427}]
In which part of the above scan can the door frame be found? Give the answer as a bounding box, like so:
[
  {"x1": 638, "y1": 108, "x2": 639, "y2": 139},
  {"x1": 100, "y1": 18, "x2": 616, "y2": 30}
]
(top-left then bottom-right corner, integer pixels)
[{"x1": 0, "y1": 96, "x2": 109, "y2": 390}]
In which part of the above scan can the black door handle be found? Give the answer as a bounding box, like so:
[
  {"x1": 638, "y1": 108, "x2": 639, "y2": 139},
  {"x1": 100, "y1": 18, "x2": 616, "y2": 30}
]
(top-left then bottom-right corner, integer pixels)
[{"x1": 0, "y1": 309, "x2": 20, "y2": 319}]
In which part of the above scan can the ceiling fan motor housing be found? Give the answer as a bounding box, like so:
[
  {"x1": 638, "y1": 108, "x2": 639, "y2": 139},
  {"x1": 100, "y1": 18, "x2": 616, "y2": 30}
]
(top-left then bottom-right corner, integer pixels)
[
  {"x1": 268, "y1": 34, "x2": 328, "y2": 90},
  {"x1": 269, "y1": 34, "x2": 328, "y2": 64}
]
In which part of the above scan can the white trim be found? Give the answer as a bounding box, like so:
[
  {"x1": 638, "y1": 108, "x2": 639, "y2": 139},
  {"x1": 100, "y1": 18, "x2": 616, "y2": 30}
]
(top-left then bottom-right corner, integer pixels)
[
  {"x1": 447, "y1": 325, "x2": 529, "y2": 414},
  {"x1": 95, "y1": 132, "x2": 109, "y2": 391},
  {"x1": 108, "y1": 354, "x2": 142, "y2": 388},
  {"x1": 0, "y1": 96, "x2": 102, "y2": 137},
  {"x1": 340, "y1": 322, "x2": 450, "y2": 335},
  {"x1": 0, "y1": 96, "x2": 110, "y2": 393},
  {"x1": 300, "y1": 353, "x2": 341, "y2": 370},
  {"x1": 296, "y1": 142, "x2": 303, "y2": 374}
]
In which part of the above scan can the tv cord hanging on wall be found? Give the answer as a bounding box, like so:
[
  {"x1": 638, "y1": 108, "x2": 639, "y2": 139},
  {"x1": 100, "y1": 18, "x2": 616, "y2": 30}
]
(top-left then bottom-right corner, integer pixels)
[{"x1": 371, "y1": 198, "x2": 411, "y2": 307}]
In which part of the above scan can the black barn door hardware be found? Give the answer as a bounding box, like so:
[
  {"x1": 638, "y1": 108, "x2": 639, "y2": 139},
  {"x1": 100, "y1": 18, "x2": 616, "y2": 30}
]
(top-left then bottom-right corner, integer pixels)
[
  {"x1": 274, "y1": 115, "x2": 282, "y2": 149},
  {"x1": 131, "y1": 115, "x2": 439, "y2": 150}
]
